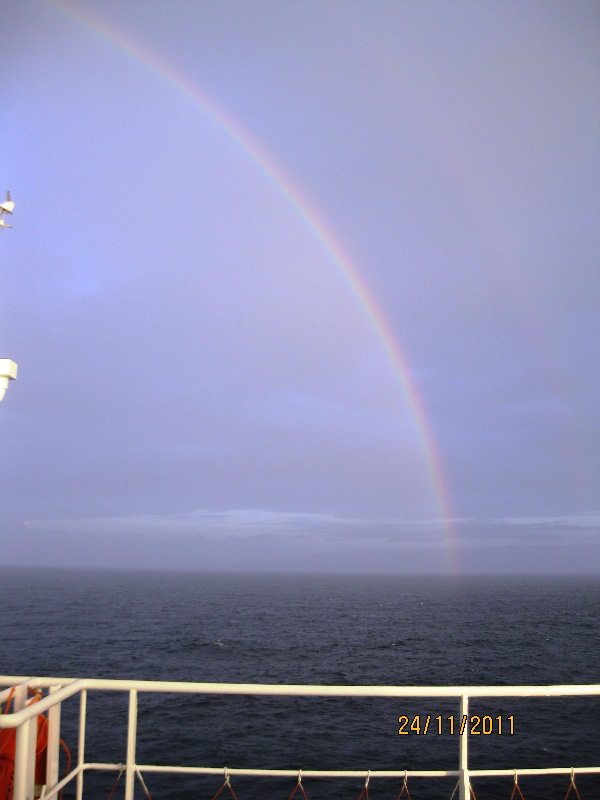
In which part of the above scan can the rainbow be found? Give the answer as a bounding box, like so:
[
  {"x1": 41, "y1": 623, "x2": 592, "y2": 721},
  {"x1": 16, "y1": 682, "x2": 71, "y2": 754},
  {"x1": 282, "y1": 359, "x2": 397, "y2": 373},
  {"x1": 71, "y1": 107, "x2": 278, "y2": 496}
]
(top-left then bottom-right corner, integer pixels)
[{"x1": 45, "y1": 0, "x2": 458, "y2": 572}]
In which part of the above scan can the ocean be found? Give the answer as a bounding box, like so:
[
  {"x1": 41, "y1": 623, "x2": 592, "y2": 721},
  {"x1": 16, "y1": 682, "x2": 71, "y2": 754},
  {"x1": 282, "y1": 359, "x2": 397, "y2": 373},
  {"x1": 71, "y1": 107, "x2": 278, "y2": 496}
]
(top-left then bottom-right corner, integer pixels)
[{"x1": 1, "y1": 569, "x2": 598, "y2": 800}]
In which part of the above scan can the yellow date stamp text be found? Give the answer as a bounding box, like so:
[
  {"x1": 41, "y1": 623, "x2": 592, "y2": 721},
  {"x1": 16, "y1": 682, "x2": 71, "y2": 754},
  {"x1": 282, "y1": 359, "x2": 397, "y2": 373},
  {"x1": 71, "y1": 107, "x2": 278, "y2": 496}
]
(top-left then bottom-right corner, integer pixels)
[{"x1": 397, "y1": 714, "x2": 515, "y2": 735}]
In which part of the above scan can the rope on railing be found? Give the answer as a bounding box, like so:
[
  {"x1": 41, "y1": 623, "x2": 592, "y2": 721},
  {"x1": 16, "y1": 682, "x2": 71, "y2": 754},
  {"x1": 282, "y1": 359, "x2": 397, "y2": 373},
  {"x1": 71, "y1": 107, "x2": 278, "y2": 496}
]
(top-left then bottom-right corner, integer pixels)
[
  {"x1": 356, "y1": 770, "x2": 370, "y2": 800},
  {"x1": 211, "y1": 767, "x2": 238, "y2": 800},
  {"x1": 449, "y1": 778, "x2": 477, "y2": 800},
  {"x1": 395, "y1": 770, "x2": 412, "y2": 799},
  {"x1": 509, "y1": 770, "x2": 526, "y2": 800},
  {"x1": 507, "y1": 770, "x2": 525, "y2": 800},
  {"x1": 106, "y1": 767, "x2": 124, "y2": 800},
  {"x1": 288, "y1": 770, "x2": 309, "y2": 800},
  {"x1": 135, "y1": 767, "x2": 154, "y2": 800},
  {"x1": 564, "y1": 770, "x2": 582, "y2": 800}
]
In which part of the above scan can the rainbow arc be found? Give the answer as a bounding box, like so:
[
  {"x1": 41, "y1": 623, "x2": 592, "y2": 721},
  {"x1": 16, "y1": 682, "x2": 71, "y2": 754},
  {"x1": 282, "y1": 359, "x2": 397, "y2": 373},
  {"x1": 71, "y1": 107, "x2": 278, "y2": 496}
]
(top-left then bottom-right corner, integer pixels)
[{"x1": 46, "y1": 0, "x2": 459, "y2": 572}]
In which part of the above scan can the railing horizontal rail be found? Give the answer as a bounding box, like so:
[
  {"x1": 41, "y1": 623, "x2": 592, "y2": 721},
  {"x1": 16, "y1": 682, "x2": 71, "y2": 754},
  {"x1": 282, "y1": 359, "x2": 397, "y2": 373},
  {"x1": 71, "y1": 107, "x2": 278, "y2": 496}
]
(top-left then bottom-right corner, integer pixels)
[
  {"x1": 469, "y1": 768, "x2": 600, "y2": 777},
  {"x1": 80, "y1": 763, "x2": 600, "y2": 778},
  {"x1": 41, "y1": 764, "x2": 84, "y2": 800},
  {"x1": 1, "y1": 676, "x2": 598, "y2": 728},
  {"x1": 0, "y1": 678, "x2": 32, "y2": 705},
  {"x1": 84, "y1": 763, "x2": 460, "y2": 778},
  {"x1": 0, "y1": 679, "x2": 83, "y2": 726},
  {"x1": 0, "y1": 678, "x2": 600, "y2": 728}
]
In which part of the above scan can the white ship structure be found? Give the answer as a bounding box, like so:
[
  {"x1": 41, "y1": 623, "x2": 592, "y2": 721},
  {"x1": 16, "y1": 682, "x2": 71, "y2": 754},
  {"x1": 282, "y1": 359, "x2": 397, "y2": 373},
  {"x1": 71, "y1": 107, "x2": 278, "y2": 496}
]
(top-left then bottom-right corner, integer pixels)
[{"x1": 1, "y1": 191, "x2": 18, "y2": 402}]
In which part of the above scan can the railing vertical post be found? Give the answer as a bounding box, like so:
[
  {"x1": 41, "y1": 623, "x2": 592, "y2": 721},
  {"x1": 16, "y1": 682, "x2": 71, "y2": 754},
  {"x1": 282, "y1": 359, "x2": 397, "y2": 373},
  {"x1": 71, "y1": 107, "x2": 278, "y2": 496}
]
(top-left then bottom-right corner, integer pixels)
[
  {"x1": 12, "y1": 685, "x2": 35, "y2": 800},
  {"x1": 124, "y1": 689, "x2": 138, "y2": 800},
  {"x1": 76, "y1": 689, "x2": 87, "y2": 800},
  {"x1": 12, "y1": 718, "x2": 33, "y2": 800},
  {"x1": 27, "y1": 712, "x2": 38, "y2": 794},
  {"x1": 46, "y1": 686, "x2": 62, "y2": 790},
  {"x1": 458, "y1": 693, "x2": 469, "y2": 800},
  {"x1": 13, "y1": 685, "x2": 26, "y2": 713}
]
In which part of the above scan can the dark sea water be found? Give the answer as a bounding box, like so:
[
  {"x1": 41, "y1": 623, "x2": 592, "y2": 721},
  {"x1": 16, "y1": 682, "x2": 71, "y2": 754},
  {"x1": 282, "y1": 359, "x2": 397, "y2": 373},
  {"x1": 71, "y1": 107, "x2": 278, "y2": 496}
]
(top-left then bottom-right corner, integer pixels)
[{"x1": 1, "y1": 569, "x2": 598, "y2": 800}]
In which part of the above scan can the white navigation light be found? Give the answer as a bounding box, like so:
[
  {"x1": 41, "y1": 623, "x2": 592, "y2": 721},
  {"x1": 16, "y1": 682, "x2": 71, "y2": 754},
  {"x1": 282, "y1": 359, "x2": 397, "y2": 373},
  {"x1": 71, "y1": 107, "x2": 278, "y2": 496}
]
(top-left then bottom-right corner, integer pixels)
[
  {"x1": 0, "y1": 190, "x2": 14, "y2": 228},
  {"x1": 0, "y1": 358, "x2": 18, "y2": 402}
]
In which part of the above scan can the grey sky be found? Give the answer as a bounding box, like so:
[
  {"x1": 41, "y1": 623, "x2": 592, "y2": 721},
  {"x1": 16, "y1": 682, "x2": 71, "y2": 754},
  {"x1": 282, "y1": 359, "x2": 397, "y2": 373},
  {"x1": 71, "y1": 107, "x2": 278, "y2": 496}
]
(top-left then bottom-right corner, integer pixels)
[{"x1": 1, "y1": 0, "x2": 598, "y2": 573}]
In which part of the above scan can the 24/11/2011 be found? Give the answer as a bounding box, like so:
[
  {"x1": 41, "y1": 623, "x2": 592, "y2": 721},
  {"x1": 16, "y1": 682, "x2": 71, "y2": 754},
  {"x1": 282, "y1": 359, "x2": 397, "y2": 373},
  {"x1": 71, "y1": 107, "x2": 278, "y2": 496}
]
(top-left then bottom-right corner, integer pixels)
[{"x1": 397, "y1": 714, "x2": 515, "y2": 735}]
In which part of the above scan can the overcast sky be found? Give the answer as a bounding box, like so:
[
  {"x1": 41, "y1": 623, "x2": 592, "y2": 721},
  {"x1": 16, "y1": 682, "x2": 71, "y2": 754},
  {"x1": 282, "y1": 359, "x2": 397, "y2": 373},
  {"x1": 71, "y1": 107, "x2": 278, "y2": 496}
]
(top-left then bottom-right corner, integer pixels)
[{"x1": 1, "y1": 0, "x2": 598, "y2": 573}]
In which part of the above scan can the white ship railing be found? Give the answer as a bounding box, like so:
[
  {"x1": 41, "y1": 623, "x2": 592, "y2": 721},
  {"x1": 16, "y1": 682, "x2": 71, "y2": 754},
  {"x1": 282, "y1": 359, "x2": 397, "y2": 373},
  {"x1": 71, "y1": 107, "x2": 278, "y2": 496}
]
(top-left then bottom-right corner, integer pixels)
[{"x1": 1, "y1": 677, "x2": 599, "y2": 800}]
